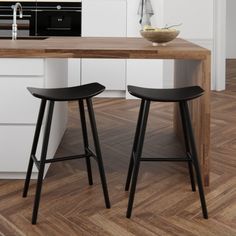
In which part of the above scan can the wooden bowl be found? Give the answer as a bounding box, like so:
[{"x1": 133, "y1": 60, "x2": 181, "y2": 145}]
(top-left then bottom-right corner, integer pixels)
[{"x1": 140, "y1": 29, "x2": 180, "y2": 45}]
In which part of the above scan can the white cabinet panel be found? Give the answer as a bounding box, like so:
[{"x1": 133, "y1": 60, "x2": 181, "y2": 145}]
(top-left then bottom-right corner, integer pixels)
[
  {"x1": 163, "y1": 0, "x2": 213, "y2": 39},
  {"x1": 0, "y1": 59, "x2": 44, "y2": 76},
  {"x1": 68, "y1": 59, "x2": 81, "y2": 86},
  {"x1": 0, "y1": 76, "x2": 43, "y2": 124},
  {"x1": 0, "y1": 125, "x2": 35, "y2": 172},
  {"x1": 0, "y1": 59, "x2": 68, "y2": 177},
  {"x1": 82, "y1": 0, "x2": 126, "y2": 37},
  {"x1": 0, "y1": 106, "x2": 66, "y2": 173},
  {"x1": 82, "y1": 0, "x2": 126, "y2": 91},
  {"x1": 126, "y1": 59, "x2": 163, "y2": 98},
  {"x1": 81, "y1": 59, "x2": 126, "y2": 90}
]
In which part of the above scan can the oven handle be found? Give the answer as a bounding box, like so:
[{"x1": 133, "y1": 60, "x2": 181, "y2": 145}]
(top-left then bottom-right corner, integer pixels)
[
  {"x1": 46, "y1": 27, "x2": 72, "y2": 31},
  {"x1": 30, "y1": 10, "x2": 81, "y2": 12}
]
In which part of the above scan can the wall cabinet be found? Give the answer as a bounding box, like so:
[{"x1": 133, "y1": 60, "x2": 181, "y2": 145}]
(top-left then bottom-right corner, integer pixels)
[{"x1": 82, "y1": 0, "x2": 127, "y2": 90}]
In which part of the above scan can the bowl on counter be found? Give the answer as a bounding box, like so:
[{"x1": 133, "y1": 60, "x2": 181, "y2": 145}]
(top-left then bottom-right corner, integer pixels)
[{"x1": 140, "y1": 29, "x2": 180, "y2": 46}]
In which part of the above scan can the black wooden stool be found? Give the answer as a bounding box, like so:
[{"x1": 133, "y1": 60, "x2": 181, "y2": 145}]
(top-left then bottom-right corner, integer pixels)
[
  {"x1": 125, "y1": 85, "x2": 208, "y2": 219},
  {"x1": 23, "y1": 82, "x2": 110, "y2": 224}
]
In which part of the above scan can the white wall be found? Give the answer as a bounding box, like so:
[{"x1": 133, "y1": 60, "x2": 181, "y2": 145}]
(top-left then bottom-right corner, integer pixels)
[{"x1": 226, "y1": 0, "x2": 236, "y2": 58}]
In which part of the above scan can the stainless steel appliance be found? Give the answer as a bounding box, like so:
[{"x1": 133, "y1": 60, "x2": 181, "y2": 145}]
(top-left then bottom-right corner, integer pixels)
[{"x1": 0, "y1": 1, "x2": 81, "y2": 37}]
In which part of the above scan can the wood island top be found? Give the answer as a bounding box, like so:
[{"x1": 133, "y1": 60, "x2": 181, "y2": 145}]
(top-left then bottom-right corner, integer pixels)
[{"x1": 0, "y1": 37, "x2": 210, "y2": 59}]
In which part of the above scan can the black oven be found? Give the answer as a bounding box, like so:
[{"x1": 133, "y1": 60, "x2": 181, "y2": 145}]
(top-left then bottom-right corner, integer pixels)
[
  {"x1": 0, "y1": 1, "x2": 81, "y2": 37},
  {"x1": 34, "y1": 2, "x2": 81, "y2": 36}
]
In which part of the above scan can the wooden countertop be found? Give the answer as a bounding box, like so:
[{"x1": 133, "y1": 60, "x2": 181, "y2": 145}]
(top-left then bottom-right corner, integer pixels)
[{"x1": 0, "y1": 37, "x2": 210, "y2": 59}]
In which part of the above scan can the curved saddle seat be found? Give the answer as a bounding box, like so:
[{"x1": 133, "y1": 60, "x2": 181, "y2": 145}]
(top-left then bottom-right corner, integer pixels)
[
  {"x1": 127, "y1": 85, "x2": 204, "y2": 102},
  {"x1": 28, "y1": 82, "x2": 105, "y2": 101}
]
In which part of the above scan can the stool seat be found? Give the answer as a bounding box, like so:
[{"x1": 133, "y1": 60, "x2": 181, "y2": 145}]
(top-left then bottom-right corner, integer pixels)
[
  {"x1": 28, "y1": 82, "x2": 105, "y2": 101},
  {"x1": 128, "y1": 85, "x2": 204, "y2": 102}
]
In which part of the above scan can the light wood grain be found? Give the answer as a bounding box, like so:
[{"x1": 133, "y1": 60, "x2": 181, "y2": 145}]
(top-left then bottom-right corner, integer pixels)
[
  {"x1": 174, "y1": 56, "x2": 211, "y2": 185},
  {"x1": 0, "y1": 37, "x2": 210, "y2": 59}
]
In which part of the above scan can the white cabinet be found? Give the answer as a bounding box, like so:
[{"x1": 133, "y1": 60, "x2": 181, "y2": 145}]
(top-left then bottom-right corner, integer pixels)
[
  {"x1": 0, "y1": 76, "x2": 43, "y2": 124},
  {"x1": 126, "y1": 59, "x2": 163, "y2": 97},
  {"x1": 68, "y1": 59, "x2": 81, "y2": 87},
  {"x1": 81, "y1": 59, "x2": 126, "y2": 90},
  {"x1": 0, "y1": 59, "x2": 44, "y2": 123},
  {"x1": 82, "y1": 0, "x2": 127, "y2": 90},
  {"x1": 0, "y1": 125, "x2": 36, "y2": 172},
  {"x1": 0, "y1": 59, "x2": 68, "y2": 178},
  {"x1": 82, "y1": 0, "x2": 127, "y2": 37},
  {"x1": 0, "y1": 59, "x2": 44, "y2": 76}
]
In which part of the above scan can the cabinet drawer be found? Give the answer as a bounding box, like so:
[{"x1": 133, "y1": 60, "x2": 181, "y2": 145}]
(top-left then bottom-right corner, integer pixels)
[
  {"x1": 0, "y1": 59, "x2": 44, "y2": 76},
  {"x1": 0, "y1": 76, "x2": 43, "y2": 123}
]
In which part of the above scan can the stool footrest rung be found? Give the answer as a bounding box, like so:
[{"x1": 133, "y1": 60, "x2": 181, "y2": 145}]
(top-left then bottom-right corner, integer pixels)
[
  {"x1": 45, "y1": 154, "x2": 90, "y2": 163},
  {"x1": 140, "y1": 157, "x2": 191, "y2": 162},
  {"x1": 31, "y1": 149, "x2": 97, "y2": 166}
]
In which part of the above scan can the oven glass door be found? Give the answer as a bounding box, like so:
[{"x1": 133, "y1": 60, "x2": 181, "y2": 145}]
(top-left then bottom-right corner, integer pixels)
[{"x1": 36, "y1": 11, "x2": 81, "y2": 36}]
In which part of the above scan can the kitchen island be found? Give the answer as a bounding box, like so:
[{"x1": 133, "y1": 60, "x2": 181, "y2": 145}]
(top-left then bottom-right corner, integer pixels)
[{"x1": 0, "y1": 37, "x2": 211, "y2": 185}]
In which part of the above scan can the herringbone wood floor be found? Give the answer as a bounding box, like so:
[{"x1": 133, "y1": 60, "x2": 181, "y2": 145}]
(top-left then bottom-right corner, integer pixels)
[{"x1": 1, "y1": 60, "x2": 236, "y2": 235}]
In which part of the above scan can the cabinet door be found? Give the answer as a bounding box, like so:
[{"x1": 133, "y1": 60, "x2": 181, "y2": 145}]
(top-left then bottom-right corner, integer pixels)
[
  {"x1": 0, "y1": 76, "x2": 43, "y2": 124},
  {"x1": 82, "y1": 0, "x2": 126, "y2": 37},
  {"x1": 0, "y1": 125, "x2": 35, "y2": 172},
  {"x1": 0, "y1": 59, "x2": 44, "y2": 76},
  {"x1": 126, "y1": 59, "x2": 163, "y2": 98},
  {"x1": 81, "y1": 59, "x2": 126, "y2": 90},
  {"x1": 82, "y1": 0, "x2": 126, "y2": 90},
  {"x1": 0, "y1": 59, "x2": 44, "y2": 124}
]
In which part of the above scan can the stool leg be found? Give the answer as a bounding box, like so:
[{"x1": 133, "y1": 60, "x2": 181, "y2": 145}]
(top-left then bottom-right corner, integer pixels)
[
  {"x1": 23, "y1": 99, "x2": 47, "y2": 198},
  {"x1": 181, "y1": 101, "x2": 208, "y2": 219},
  {"x1": 125, "y1": 100, "x2": 146, "y2": 191},
  {"x1": 179, "y1": 102, "x2": 196, "y2": 192},
  {"x1": 79, "y1": 100, "x2": 93, "y2": 185},
  {"x1": 86, "y1": 98, "x2": 111, "y2": 209},
  {"x1": 32, "y1": 101, "x2": 54, "y2": 224},
  {"x1": 126, "y1": 100, "x2": 150, "y2": 218}
]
